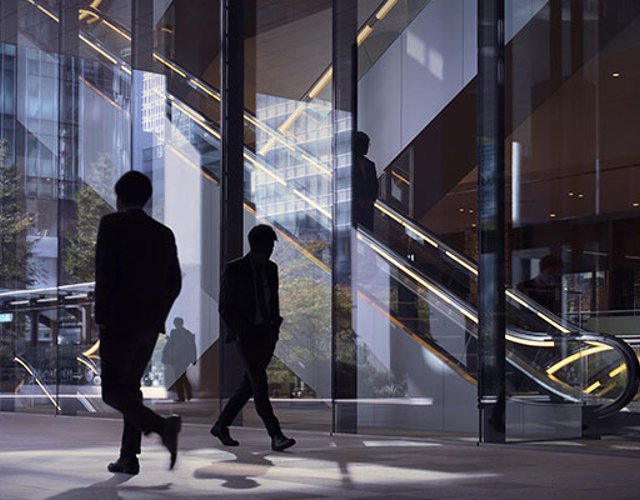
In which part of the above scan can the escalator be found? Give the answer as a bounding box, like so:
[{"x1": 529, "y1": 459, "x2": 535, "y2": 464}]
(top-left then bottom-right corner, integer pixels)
[{"x1": 16, "y1": 0, "x2": 640, "y2": 435}]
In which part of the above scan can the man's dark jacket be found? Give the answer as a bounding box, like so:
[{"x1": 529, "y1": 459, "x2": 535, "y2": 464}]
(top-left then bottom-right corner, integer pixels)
[
  {"x1": 95, "y1": 208, "x2": 182, "y2": 334},
  {"x1": 219, "y1": 255, "x2": 283, "y2": 343}
]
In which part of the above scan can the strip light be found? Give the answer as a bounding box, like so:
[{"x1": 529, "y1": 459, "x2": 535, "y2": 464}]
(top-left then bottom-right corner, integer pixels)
[
  {"x1": 14, "y1": 357, "x2": 61, "y2": 411},
  {"x1": 357, "y1": 25, "x2": 373, "y2": 46},
  {"x1": 76, "y1": 356, "x2": 98, "y2": 375},
  {"x1": 376, "y1": 0, "x2": 399, "y2": 20},
  {"x1": 546, "y1": 344, "x2": 613, "y2": 376},
  {"x1": 79, "y1": 33, "x2": 118, "y2": 65}
]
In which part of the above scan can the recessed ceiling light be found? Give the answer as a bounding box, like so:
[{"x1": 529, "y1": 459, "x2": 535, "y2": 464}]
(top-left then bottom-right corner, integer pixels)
[
  {"x1": 633, "y1": 202, "x2": 639, "y2": 208},
  {"x1": 458, "y1": 208, "x2": 465, "y2": 213},
  {"x1": 568, "y1": 192, "x2": 574, "y2": 197},
  {"x1": 550, "y1": 213, "x2": 557, "y2": 218},
  {"x1": 471, "y1": 223, "x2": 477, "y2": 228},
  {"x1": 578, "y1": 193, "x2": 584, "y2": 198},
  {"x1": 612, "y1": 72, "x2": 621, "y2": 78},
  {"x1": 468, "y1": 209, "x2": 474, "y2": 214}
]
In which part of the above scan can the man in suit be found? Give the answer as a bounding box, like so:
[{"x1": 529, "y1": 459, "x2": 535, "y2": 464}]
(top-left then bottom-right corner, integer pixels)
[
  {"x1": 95, "y1": 171, "x2": 182, "y2": 475},
  {"x1": 353, "y1": 131, "x2": 379, "y2": 231},
  {"x1": 211, "y1": 224, "x2": 295, "y2": 452}
]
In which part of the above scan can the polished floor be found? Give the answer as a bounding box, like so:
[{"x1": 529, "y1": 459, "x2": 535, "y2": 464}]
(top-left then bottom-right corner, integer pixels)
[{"x1": 0, "y1": 412, "x2": 638, "y2": 499}]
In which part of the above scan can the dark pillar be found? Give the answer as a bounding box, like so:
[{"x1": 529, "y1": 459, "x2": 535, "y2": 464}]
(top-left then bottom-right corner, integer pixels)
[
  {"x1": 477, "y1": 0, "x2": 506, "y2": 444},
  {"x1": 219, "y1": 0, "x2": 245, "y2": 422},
  {"x1": 332, "y1": 0, "x2": 357, "y2": 434}
]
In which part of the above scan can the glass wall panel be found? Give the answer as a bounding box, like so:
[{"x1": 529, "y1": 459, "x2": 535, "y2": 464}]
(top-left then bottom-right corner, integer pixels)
[
  {"x1": 236, "y1": 1, "x2": 335, "y2": 431},
  {"x1": 506, "y1": 0, "x2": 640, "y2": 440}
]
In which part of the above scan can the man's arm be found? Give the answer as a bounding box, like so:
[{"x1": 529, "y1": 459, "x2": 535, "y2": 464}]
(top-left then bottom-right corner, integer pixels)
[{"x1": 94, "y1": 216, "x2": 115, "y2": 328}]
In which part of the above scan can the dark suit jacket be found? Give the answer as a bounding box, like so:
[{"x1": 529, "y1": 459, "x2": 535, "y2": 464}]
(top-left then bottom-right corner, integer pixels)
[
  {"x1": 219, "y1": 255, "x2": 283, "y2": 343},
  {"x1": 95, "y1": 208, "x2": 182, "y2": 335},
  {"x1": 354, "y1": 155, "x2": 379, "y2": 203}
]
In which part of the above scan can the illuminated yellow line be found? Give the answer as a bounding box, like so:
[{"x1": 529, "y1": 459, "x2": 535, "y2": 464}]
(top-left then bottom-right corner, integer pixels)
[
  {"x1": 167, "y1": 145, "x2": 217, "y2": 184},
  {"x1": 505, "y1": 290, "x2": 571, "y2": 334},
  {"x1": 374, "y1": 202, "x2": 438, "y2": 248},
  {"x1": 170, "y1": 100, "x2": 221, "y2": 139},
  {"x1": 245, "y1": 155, "x2": 287, "y2": 186},
  {"x1": 190, "y1": 78, "x2": 220, "y2": 102},
  {"x1": 357, "y1": 25, "x2": 373, "y2": 46},
  {"x1": 609, "y1": 364, "x2": 627, "y2": 378},
  {"x1": 308, "y1": 67, "x2": 333, "y2": 99},
  {"x1": 38, "y1": 4, "x2": 59, "y2": 22},
  {"x1": 584, "y1": 381, "x2": 602, "y2": 394},
  {"x1": 535, "y1": 312, "x2": 571, "y2": 334},
  {"x1": 546, "y1": 345, "x2": 614, "y2": 376},
  {"x1": 391, "y1": 170, "x2": 410, "y2": 185},
  {"x1": 102, "y1": 18, "x2": 131, "y2": 41},
  {"x1": 78, "y1": 9, "x2": 99, "y2": 24},
  {"x1": 357, "y1": 290, "x2": 477, "y2": 385},
  {"x1": 243, "y1": 202, "x2": 330, "y2": 274},
  {"x1": 80, "y1": 75, "x2": 121, "y2": 110},
  {"x1": 445, "y1": 251, "x2": 478, "y2": 276},
  {"x1": 292, "y1": 189, "x2": 332, "y2": 219},
  {"x1": 121, "y1": 64, "x2": 132, "y2": 75},
  {"x1": 79, "y1": 33, "x2": 118, "y2": 65},
  {"x1": 153, "y1": 53, "x2": 187, "y2": 78},
  {"x1": 76, "y1": 356, "x2": 98, "y2": 375},
  {"x1": 505, "y1": 334, "x2": 554, "y2": 348},
  {"x1": 13, "y1": 357, "x2": 61, "y2": 411},
  {"x1": 376, "y1": 0, "x2": 399, "y2": 20},
  {"x1": 82, "y1": 340, "x2": 100, "y2": 357},
  {"x1": 79, "y1": 0, "x2": 102, "y2": 21}
]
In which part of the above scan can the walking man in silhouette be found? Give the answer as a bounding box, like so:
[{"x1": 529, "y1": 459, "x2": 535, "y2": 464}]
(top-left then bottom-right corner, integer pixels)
[
  {"x1": 211, "y1": 224, "x2": 296, "y2": 451},
  {"x1": 95, "y1": 171, "x2": 182, "y2": 474},
  {"x1": 354, "y1": 131, "x2": 379, "y2": 231}
]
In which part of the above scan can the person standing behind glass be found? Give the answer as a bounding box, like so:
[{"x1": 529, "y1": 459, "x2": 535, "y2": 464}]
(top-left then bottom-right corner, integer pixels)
[
  {"x1": 354, "y1": 131, "x2": 379, "y2": 231},
  {"x1": 162, "y1": 317, "x2": 197, "y2": 402},
  {"x1": 210, "y1": 224, "x2": 296, "y2": 452},
  {"x1": 95, "y1": 171, "x2": 182, "y2": 475}
]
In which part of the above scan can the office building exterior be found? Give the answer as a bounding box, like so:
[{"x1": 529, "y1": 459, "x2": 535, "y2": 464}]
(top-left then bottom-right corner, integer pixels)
[{"x1": 1, "y1": 0, "x2": 640, "y2": 443}]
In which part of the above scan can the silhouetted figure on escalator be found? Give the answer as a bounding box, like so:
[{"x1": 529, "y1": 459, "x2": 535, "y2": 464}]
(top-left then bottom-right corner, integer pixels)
[
  {"x1": 95, "y1": 171, "x2": 182, "y2": 475},
  {"x1": 517, "y1": 255, "x2": 563, "y2": 315},
  {"x1": 162, "y1": 317, "x2": 197, "y2": 402},
  {"x1": 354, "y1": 131, "x2": 379, "y2": 231}
]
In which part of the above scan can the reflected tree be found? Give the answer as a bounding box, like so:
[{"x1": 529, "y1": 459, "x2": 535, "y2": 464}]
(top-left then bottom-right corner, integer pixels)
[{"x1": 63, "y1": 153, "x2": 115, "y2": 283}]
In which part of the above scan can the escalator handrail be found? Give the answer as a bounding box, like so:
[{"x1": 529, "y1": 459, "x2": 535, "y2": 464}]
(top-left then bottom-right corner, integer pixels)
[{"x1": 358, "y1": 227, "x2": 640, "y2": 418}]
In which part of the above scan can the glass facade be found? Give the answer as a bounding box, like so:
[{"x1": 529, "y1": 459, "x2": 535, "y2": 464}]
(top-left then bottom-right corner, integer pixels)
[{"x1": 1, "y1": 0, "x2": 640, "y2": 443}]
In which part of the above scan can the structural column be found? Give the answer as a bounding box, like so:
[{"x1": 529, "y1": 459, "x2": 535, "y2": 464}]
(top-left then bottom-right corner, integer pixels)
[
  {"x1": 477, "y1": 0, "x2": 506, "y2": 443},
  {"x1": 219, "y1": 0, "x2": 245, "y2": 419},
  {"x1": 331, "y1": 0, "x2": 357, "y2": 434}
]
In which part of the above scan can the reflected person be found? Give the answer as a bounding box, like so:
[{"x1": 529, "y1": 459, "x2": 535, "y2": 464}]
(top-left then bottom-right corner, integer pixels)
[
  {"x1": 211, "y1": 224, "x2": 295, "y2": 452},
  {"x1": 162, "y1": 317, "x2": 197, "y2": 402},
  {"x1": 95, "y1": 171, "x2": 182, "y2": 475},
  {"x1": 354, "y1": 131, "x2": 379, "y2": 231}
]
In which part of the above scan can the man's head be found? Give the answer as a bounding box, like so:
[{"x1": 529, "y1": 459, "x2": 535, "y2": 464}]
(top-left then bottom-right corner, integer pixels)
[
  {"x1": 115, "y1": 171, "x2": 152, "y2": 211},
  {"x1": 173, "y1": 317, "x2": 184, "y2": 328},
  {"x1": 354, "y1": 131, "x2": 370, "y2": 156},
  {"x1": 248, "y1": 224, "x2": 277, "y2": 263}
]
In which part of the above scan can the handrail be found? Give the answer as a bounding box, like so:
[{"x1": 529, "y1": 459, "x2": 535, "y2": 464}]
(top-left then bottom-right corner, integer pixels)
[{"x1": 357, "y1": 228, "x2": 640, "y2": 418}]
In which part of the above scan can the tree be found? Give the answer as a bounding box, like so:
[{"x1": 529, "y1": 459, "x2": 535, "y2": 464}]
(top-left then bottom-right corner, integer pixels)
[
  {"x1": 63, "y1": 153, "x2": 115, "y2": 283},
  {"x1": 0, "y1": 141, "x2": 35, "y2": 291}
]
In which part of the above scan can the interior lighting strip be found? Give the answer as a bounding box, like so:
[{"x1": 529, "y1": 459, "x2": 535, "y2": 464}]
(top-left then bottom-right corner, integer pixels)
[
  {"x1": 78, "y1": 33, "x2": 118, "y2": 65},
  {"x1": 546, "y1": 344, "x2": 614, "y2": 376},
  {"x1": 76, "y1": 356, "x2": 99, "y2": 375},
  {"x1": 13, "y1": 357, "x2": 61, "y2": 411}
]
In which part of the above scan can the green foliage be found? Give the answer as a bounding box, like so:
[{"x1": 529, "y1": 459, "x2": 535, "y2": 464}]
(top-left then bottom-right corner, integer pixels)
[
  {"x1": 63, "y1": 154, "x2": 114, "y2": 283},
  {"x1": 0, "y1": 141, "x2": 35, "y2": 290}
]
